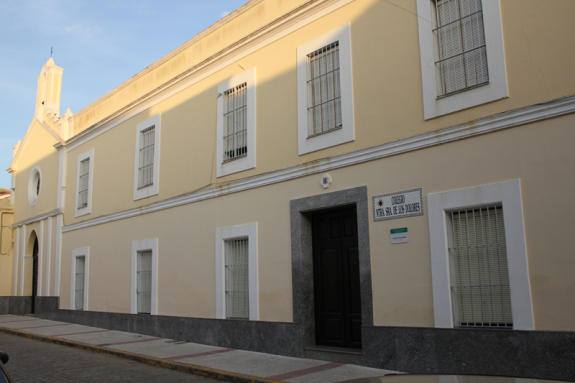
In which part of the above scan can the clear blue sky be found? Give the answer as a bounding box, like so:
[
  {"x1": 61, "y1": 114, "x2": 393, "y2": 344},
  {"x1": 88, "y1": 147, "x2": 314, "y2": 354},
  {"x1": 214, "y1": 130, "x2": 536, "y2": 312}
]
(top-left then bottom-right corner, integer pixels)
[{"x1": 0, "y1": 0, "x2": 246, "y2": 189}]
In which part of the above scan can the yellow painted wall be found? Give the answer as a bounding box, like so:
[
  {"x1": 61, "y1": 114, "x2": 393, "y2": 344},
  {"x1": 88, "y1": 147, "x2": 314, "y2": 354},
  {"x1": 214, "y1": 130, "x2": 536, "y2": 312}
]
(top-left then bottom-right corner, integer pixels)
[
  {"x1": 64, "y1": 0, "x2": 575, "y2": 224},
  {"x1": 12, "y1": 120, "x2": 60, "y2": 223},
  {"x1": 61, "y1": 113, "x2": 575, "y2": 331},
  {"x1": 0, "y1": 197, "x2": 14, "y2": 295}
]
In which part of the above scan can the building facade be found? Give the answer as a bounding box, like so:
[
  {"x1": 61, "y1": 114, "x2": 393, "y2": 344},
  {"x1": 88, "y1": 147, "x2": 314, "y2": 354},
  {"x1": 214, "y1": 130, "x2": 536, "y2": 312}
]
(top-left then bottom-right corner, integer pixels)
[{"x1": 6, "y1": 0, "x2": 575, "y2": 379}]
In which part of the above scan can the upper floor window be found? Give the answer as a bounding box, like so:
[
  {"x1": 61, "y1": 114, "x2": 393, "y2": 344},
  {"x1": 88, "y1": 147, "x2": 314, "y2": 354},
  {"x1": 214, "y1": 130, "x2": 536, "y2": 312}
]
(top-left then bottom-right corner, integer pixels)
[
  {"x1": 433, "y1": 0, "x2": 489, "y2": 97},
  {"x1": 223, "y1": 83, "x2": 248, "y2": 162},
  {"x1": 307, "y1": 41, "x2": 342, "y2": 137},
  {"x1": 133, "y1": 115, "x2": 161, "y2": 200},
  {"x1": 297, "y1": 24, "x2": 354, "y2": 155},
  {"x1": 27, "y1": 167, "x2": 41, "y2": 207},
  {"x1": 75, "y1": 149, "x2": 94, "y2": 217},
  {"x1": 416, "y1": 0, "x2": 508, "y2": 119},
  {"x1": 216, "y1": 69, "x2": 256, "y2": 177},
  {"x1": 138, "y1": 127, "x2": 155, "y2": 189}
]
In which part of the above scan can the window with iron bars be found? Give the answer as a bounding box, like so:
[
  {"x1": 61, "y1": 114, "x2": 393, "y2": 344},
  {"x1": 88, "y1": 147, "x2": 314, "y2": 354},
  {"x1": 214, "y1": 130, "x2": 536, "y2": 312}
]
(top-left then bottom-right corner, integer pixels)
[
  {"x1": 223, "y1": 83, "x2": 248, "y2": 162},
  {"x1": 447, "y1": 204, "x2": 513, "y2": 328},
  {"x1": 224, "y1": 237, "x2": 249, "y2": 320},
  {"x1": 138, "y1": 126, "x2": 155, "y2": 189},
  {"x1": 77, "y1": 157, "x2": 90, "y2": 210},
  {"x1": 74, "y1": 256, "x2": 85, "y2": 310},
  {"x1": 307, "y1": 41, "x2": 342, "y2": 137},
  {"x1": 136, "y1": 250, "x2": 152, "y2": 314},
  {"x1": 432, "y1": 0, "x2": 489, "y2": 97}
]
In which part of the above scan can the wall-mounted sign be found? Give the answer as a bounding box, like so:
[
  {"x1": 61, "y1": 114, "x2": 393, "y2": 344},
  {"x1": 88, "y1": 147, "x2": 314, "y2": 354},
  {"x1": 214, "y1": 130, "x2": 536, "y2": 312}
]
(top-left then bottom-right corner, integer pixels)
[
  {"x1": 390, "y1": 227, "x2": 409, "y2": 244},
  {"x1": 373, "y1": 188, "x2": 423, "y2": 221}
]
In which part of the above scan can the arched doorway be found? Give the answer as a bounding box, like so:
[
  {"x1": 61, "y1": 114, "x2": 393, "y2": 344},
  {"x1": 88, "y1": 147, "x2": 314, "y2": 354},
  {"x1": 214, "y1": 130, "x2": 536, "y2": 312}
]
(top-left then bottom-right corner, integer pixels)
[{"x1": 26, "y1": 231, "x2": 39, "y2": 314}]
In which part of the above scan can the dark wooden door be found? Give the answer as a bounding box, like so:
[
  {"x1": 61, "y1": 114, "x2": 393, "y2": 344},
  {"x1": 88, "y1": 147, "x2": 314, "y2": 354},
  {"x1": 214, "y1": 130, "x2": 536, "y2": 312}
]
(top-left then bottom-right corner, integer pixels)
[
  {"x1": 31, "y1": 238, "x2": 38, "y2": 314},
  {"x1": 312, "y1": 206, "x2": 362, "y2": 349}
]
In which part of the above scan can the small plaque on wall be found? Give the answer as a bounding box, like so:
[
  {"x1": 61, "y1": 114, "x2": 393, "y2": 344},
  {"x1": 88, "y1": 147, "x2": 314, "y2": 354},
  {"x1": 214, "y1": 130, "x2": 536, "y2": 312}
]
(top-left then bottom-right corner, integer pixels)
[
  {"x1": 390, "y1": 227, "x2": 409, "y2": 244},
  {"x1": 373, "y1": 188, "x2": 423, "y2": 221}
]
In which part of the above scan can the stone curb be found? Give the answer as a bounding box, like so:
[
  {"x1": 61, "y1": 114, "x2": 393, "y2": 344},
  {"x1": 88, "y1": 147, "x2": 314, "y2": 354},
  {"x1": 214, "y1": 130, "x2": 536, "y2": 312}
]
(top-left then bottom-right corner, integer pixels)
[{"x1": 0, "y1": 325, "x2": 280, "y2": 383}]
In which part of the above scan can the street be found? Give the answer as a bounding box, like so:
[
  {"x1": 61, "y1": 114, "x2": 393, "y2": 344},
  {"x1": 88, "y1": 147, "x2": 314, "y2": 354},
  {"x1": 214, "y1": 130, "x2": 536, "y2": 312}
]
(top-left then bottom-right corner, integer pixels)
[{"x1": 0, "y1": 332, "x2": 222, "y2": 383}]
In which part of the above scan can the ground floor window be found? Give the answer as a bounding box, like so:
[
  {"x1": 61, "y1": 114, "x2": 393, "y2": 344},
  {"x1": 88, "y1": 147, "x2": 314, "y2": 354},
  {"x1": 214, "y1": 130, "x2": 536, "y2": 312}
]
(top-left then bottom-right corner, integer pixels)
[
  {"x1": 74, "y1": 256, "x2": 86, "y2": 310},
  {"x1": 224, "y1": 238, "x2": 249, "y2": 320},
  {"x1": 427, "y1": 179, "x2": 533, "y2": 330},
  {"x1": 215, "y1": 223, "x2": 258, "y2": 320},
  {"x1": 136, "y1": 250, "x2": 152, "y2": 314},
  {"x1": 71, "y1": 247, "x2": 90, "y2": 311},
  {"x1": 131, "y1": 238, "x2": 158, "y2": 315},
  {"x1": 447, "y1": 205, "x2": 513, "y2": 328}
]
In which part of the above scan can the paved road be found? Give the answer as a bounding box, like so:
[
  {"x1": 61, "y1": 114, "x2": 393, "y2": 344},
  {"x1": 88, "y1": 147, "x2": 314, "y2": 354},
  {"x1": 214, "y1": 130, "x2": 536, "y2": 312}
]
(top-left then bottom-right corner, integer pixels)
[{"x1": 0, "y1": 332, "x2": 223, "y2": 383}]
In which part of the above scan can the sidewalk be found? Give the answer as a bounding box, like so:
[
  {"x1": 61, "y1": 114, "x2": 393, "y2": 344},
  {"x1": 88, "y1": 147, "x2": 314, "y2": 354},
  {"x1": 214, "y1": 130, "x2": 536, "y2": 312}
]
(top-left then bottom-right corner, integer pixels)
[{"x1": 0, "y1": 315, "x2": 396, "y2": 383}]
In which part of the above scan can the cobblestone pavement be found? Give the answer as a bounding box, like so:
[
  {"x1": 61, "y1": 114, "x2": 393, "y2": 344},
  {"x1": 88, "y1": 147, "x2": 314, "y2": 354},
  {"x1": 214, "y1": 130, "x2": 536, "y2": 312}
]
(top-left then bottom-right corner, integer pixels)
[{"x1": 0, "y1": 333, "x2": 222, "y2": 383}]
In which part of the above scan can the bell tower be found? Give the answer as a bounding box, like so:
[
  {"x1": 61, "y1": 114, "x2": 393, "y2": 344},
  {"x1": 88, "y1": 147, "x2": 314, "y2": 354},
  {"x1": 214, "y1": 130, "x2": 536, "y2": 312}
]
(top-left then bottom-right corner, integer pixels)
[{"x1": 34, "y1": 57, "x2": 63, "y2": 121}]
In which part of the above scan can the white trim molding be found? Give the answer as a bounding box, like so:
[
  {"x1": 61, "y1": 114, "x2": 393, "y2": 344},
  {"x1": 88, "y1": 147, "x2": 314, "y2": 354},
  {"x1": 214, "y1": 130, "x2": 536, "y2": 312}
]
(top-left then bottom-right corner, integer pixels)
[
  {"x1": 427, "y1": 179, "x2": 534, "y2": 330},
  {"x1": 216, "y1": 68, "x2": 257, "y2": 177},
  {"x1": 70, "y1": 247, "x2": 90, "y2": 311},
  {"x1": 133, "y1": 115, "x2": 161, "y2": 201},
  {"x1": 74, "y1": 148, "x2": 95, "y2": 217},
  {"x1": 215, "y1": 222, "x2": 259, "y2": 320},
  {"x1": 297, "y1": 23, "x2": 355, "y2": 155},
  {"x1": 416, "y1": 0, "x2": 508, "y2": 119},
  {"x1": 130, "y1": 238, "x2": 159, "y2": 315}
]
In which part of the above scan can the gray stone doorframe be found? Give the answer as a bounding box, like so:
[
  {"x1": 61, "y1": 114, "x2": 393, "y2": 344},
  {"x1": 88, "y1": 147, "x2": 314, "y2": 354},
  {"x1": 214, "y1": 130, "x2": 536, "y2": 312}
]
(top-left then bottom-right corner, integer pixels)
[{"x1": 290, "y1": 186, "x2": 373, "y2": 351}]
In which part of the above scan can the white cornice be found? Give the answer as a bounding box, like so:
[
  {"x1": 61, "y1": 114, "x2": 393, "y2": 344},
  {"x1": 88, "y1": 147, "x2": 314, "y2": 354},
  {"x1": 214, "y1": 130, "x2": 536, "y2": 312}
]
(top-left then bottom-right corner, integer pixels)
[
  {"x1": 14, "y1": 209, "x2": 62, "y2": 228},
  {"x1": 60, "y1": 0, "x2": 355, "y2": 151},
  {"x1": 62, "y1": 95, "x2": 575, "y2": 233}
]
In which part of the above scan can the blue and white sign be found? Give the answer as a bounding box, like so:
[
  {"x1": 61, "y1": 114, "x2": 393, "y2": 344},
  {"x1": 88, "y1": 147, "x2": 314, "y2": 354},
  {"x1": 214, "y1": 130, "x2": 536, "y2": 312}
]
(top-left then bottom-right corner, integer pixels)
[{"x1": 373, "y1": 188, "x2": 423, "y2": 221}]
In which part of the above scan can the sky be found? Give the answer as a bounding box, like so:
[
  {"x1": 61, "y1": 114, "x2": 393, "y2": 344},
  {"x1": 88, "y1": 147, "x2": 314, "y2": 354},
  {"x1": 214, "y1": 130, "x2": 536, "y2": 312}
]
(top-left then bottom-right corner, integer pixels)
[{"x1": 0, "y1": 0, "x2": 247, "y2": 189}]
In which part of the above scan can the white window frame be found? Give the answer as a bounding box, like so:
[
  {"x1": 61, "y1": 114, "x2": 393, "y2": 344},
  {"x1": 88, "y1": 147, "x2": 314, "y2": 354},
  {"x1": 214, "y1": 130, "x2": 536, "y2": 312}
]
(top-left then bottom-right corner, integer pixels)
[
  {"x1": 427, "y1": 179, "x2": 533, "y2": 330},
  {"x1": 297, "y1": 23, "x2": 355, "y2": 155},
  {"x1": 216, "y1": 68, "x2": 257, "y2": 177},
  {"x1": 133, "y1": 115, "x2": 161, "y2": 200},
  {"x1": 416, "y1": 0, "x2": 508, "y2": 119},
  {"x1": 131, "y1": 238, "x2": 158, "y2": 315},
  {"x1": 215, "y1": 222, "x2": 258, "y2": 320},
  {"x1": 74, "y1": 149, "x2": 94, "y2": 217},
  {"x1": 27, "y1": 166, "x2": 42, "y2": 207},
  {"x1": 70, "y1": 247, "x2": 90, "y2": 311}
]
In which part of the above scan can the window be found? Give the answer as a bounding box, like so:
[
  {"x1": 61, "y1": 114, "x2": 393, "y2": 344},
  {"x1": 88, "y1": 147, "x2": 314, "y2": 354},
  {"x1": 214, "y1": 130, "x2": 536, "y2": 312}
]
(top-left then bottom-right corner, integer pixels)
[
  {"x1": 433, "y1": 0, "x2": 489, "y2": 97},
  {"x1": 74, "y1": 256, "x2": 86, "y2": 310},
  {"x1": 27, "y1": 167, "x2": 41, "y2": 206},
  {"x1": 216, "y1": 69, "x2": 256, "y2": 177},
  {"x1": 297, "y1": 24, "x2": 354, "y2": 155},
  {"x1": 136, "y1": 250, "x2": 152, "y2": 314},
  {"x1": 138, "y1": 127, "x2": 155, "y2": 189},
  {"x1": 70, "y1": 247, "x2": 89, "y2": 311},
  {"x1": 223, "y1": 83, "x2": 248, "y2": 162},
  {"x1": 131, "y1": 238, "x2": 158, "y2": 315},
  {"x1": 215, "y1": 223, "x2": 258, "y2": 320},
  {"x1": 447, "y1": 205, "x2": 512, "y2": 328},
  {"x1": 75, "y1": 149, "x2": 94, "y2": 217},
  {"x1": 133, "y1": 115, "x2": 161, "y2": 200},
  {"x1": 416, "y1": 0, "x2": 507, "y2": 119},
  {"x1": 224, "y1": 238, "x2": 249, "y2": 319},
  {"x1": 306, "y1": 41, "x2": 342, "y2": 137},
  {"x1": 427, "y1": 179, "x2": 533, "y2": 330}
]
